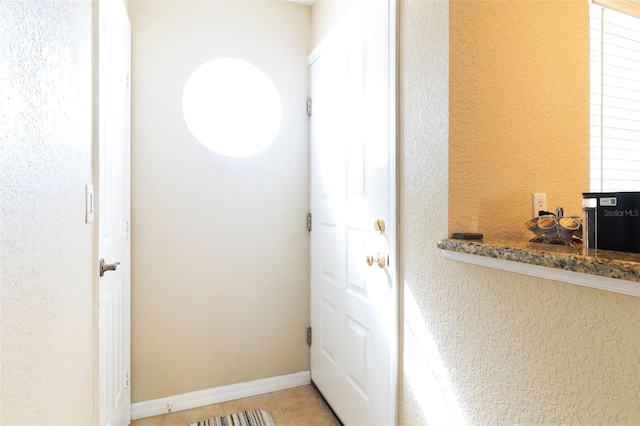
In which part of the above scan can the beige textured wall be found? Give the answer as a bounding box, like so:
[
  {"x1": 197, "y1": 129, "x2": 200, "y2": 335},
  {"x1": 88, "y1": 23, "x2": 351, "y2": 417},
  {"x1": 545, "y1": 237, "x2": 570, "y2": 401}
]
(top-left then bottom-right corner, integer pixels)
[
  {"x1": 129, "y1": 1, "x2": 311, "y2": 402},
  {"x1": 449, "y1": 0, "x2": 590, "y2": 240},
  {"x1": 0, "y1": 0, "x2": 95, "y2": 424},
  {"x1": 399, "y1": 0, "x2": 639, "y2": 424}
]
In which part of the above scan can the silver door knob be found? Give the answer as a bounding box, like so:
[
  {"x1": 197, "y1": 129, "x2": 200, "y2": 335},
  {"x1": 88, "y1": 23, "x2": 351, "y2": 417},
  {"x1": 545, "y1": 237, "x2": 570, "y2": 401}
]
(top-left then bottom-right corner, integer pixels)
[{"x1": 100, "y1": 258, "x2": 120, "y2": 277}]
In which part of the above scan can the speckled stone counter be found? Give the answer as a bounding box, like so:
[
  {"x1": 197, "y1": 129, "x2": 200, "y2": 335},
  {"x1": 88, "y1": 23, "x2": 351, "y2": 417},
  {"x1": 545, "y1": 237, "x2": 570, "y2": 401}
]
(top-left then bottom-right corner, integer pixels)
[{"x1": 438, "y1": 238, "x2": 640, "y2": 283}]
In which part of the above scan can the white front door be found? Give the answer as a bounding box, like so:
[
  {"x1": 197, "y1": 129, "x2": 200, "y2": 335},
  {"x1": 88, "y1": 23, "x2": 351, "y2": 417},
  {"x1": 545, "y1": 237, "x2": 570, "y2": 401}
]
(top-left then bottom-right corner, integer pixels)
[
  {"x1": 309, "y1": 0, "x2": 396, "y2": 424},
  {"x1": 98, "y1": 0, "x2": 131, "y2": 424}
]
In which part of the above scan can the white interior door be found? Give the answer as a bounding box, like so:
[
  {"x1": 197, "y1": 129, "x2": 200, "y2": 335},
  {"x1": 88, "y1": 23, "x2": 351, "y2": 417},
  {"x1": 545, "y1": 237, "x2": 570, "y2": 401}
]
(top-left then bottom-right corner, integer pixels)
[
  {"x1": 309, "y1": 0, "x2": 396, "y2": 424},
  {"x1": 98, "y1": 0, "x2": 131, "y2": 424}
]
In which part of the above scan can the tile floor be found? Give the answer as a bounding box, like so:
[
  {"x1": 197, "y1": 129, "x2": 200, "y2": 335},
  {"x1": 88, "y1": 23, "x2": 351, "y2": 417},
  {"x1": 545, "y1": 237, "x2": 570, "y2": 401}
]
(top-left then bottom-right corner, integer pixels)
[{"x1": 131, "y1": 385, "x2": 341, "y2": 426}]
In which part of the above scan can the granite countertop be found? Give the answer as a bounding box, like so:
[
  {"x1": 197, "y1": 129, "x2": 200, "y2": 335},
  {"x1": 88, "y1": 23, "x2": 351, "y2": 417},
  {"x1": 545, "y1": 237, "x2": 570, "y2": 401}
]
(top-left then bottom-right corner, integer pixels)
[{"x1": 437, "y1": 238, "x2": 640, "y2": 283}]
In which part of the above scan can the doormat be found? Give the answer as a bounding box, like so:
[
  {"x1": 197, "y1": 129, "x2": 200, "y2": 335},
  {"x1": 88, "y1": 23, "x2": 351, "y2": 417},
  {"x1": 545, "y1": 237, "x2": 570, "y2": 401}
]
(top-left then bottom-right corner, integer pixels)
[{"x1": 188, "y1": 409, "x2": 276, "y2": 426}]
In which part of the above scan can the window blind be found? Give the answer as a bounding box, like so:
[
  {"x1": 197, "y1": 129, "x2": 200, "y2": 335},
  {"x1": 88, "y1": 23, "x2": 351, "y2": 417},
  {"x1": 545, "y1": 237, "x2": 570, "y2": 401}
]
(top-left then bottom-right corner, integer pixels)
[{"x1": 590, "y1": 4, "x2": 640, "y2": 192}]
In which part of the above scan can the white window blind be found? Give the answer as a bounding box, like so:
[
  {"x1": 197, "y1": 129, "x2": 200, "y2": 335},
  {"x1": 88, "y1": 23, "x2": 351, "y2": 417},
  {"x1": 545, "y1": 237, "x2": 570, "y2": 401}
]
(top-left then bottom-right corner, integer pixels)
[{"x1": 590, "y1": 4, "x2": 640, "y2": 192}]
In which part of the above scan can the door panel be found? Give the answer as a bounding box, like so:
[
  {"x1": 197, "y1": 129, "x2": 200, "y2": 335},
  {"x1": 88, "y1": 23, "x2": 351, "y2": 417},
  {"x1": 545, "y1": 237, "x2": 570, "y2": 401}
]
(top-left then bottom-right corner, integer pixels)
[
  {"x1": 309, "y1": 0, "x2": 396, "y2": 424},
  {"x1": 98, "y1": 0, "x2": 131, "y2": 424},
  {"x1": 346, "y1": 228, "x2": 368, "y2": 300}
]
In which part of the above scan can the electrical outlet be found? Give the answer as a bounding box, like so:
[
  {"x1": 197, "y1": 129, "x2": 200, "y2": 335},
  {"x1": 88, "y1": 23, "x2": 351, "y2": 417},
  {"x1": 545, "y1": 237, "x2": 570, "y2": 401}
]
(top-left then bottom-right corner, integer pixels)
[{"x1": 532, "y1": 193, "x2": 547, "y2": 217}]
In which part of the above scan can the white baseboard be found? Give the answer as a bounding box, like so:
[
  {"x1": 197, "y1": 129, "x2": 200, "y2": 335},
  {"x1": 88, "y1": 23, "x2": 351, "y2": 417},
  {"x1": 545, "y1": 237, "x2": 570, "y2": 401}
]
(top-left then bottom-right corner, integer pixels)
[{"x1": 131, "y1": 371, "x2": 311, "y2": 420}]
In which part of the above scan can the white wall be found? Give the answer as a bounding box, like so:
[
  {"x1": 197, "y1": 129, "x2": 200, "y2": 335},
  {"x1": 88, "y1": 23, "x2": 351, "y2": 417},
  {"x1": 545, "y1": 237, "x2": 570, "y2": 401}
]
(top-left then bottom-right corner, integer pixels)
[
  {"x1": 0, "y1": 0, "x2": 95, "y2": 424},
  {"x1": 310, "y1": 0, "x2": 355, "y2": 48},
  {"x1": 128, "y1": 1, "x2": 311, "y2": 402}
]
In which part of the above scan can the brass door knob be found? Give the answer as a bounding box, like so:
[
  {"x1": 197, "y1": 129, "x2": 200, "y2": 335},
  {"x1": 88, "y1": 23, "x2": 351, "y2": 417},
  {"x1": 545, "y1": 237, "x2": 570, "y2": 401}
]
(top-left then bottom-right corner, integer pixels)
[
  {"x1": 374, "y1": 219, "x2": 385, "y2": 233},
  {"x1": 366, "y1": 254, "x2": 386, "y2": 268}
]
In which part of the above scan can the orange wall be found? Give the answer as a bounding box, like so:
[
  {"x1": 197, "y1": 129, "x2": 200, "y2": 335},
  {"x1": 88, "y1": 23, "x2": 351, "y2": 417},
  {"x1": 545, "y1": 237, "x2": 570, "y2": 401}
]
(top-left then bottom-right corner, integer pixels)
[{"x1": 449, "y1": 0, "x2": 590, "y2": 240}]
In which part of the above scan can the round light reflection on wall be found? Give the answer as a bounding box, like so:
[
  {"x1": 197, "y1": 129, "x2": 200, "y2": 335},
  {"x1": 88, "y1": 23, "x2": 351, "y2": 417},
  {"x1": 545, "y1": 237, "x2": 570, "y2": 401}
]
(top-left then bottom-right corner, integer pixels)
[{"x1": 182, "y1": 58, "x2": 282, "y2": 157}]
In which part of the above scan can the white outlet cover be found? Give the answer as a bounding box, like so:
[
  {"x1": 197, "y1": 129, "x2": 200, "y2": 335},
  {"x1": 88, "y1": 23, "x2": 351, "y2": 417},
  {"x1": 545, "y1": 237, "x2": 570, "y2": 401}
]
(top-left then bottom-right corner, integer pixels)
[{"x1": 532, "y1": 193, "x2": 547, "y2": 217}]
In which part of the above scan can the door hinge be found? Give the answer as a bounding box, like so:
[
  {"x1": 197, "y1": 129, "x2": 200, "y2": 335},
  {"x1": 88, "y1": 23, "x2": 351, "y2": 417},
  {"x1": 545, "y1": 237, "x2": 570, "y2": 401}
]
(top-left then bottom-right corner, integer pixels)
[
  {"x1": 307, "y1": 98, "x2": 312, "y2": 116},
  {"x1": 307, "y1": 327, "x2": 312, "y2": 346},
  {"x1": 126, "y1": 74, "x2": 131, "y2": 92},
  {"x1": 307, "y1": 212, "x2": 312, "y2": 232},
  {"x1": 124, "y1": 369, "x2": 131, "y2": 388}
]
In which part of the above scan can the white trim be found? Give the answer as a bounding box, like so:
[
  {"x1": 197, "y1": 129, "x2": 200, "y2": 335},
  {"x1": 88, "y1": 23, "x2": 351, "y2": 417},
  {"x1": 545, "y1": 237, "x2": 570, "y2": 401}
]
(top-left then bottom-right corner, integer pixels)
[
  {"x1": 441, "y1": 250, "x2": 640, "y2": 297},
  {"x1": 592, "y1": 0, "x2": 640, "y2": 18},
  {"x1": 387, "y1": 1, "x2": 398, "y2": 425},
  {"x1": 286, "y1": 0, "x2": 316, "y2": 6},
  {"x1": 131, "y1": 371, "x2": 311, "y2": 420}
]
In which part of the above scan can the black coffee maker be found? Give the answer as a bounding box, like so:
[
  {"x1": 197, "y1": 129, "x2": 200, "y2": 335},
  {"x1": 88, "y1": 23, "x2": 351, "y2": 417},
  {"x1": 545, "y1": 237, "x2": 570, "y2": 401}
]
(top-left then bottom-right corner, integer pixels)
[{"x1": 582, "y1": 192, "x2": 640, "y2": 254}]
